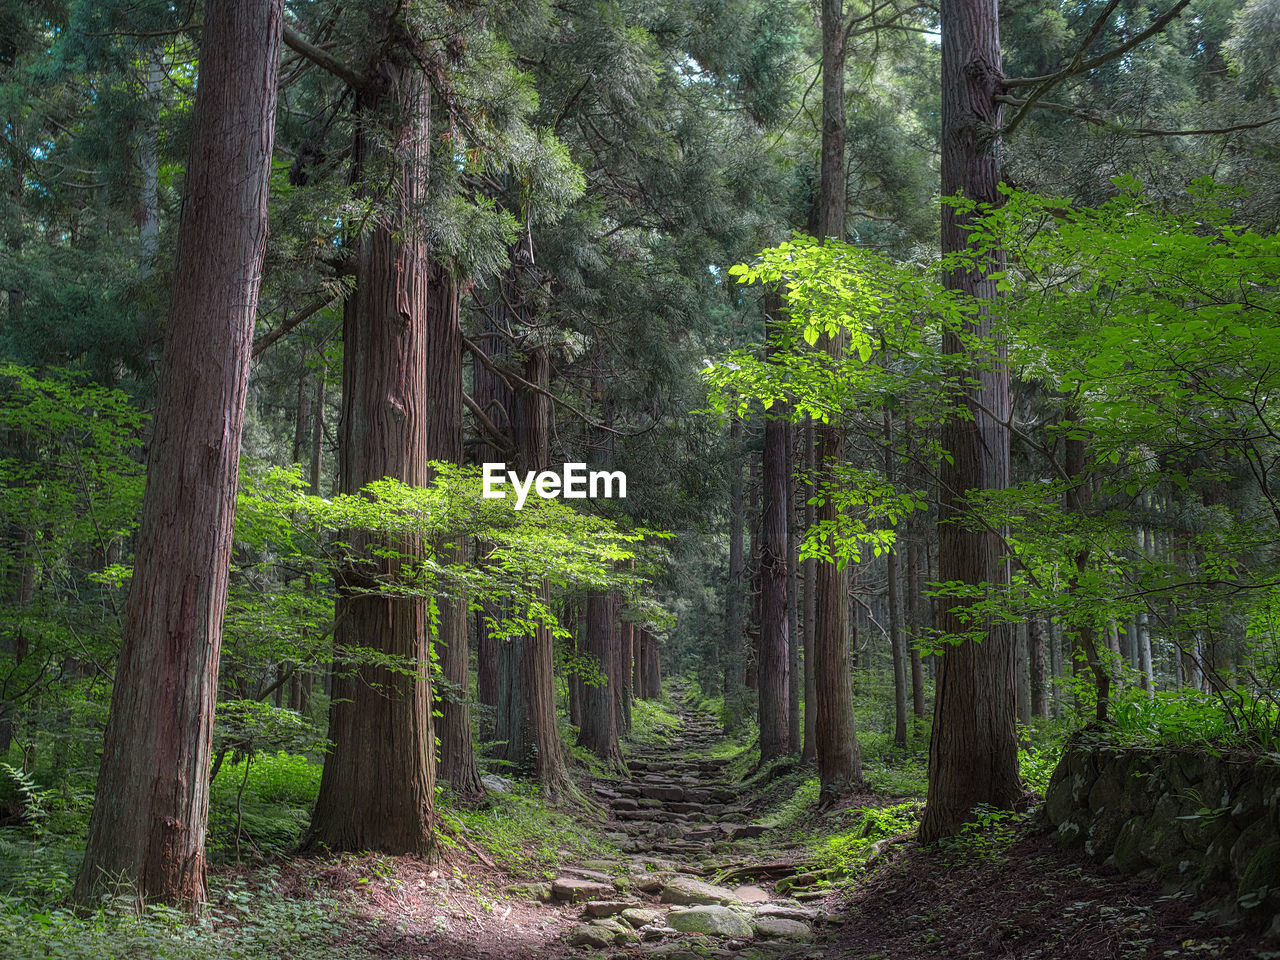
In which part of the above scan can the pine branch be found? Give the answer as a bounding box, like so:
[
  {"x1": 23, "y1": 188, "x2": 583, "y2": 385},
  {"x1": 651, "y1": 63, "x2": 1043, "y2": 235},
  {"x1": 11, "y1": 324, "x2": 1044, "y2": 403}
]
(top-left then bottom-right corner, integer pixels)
[{"x1": 1003, "y1": 0, "x2": 1192, "y2": 90}]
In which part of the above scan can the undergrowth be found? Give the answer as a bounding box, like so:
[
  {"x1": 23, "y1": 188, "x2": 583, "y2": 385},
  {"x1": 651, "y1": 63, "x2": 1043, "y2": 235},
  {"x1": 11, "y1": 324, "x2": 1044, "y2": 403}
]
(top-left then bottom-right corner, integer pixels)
[{"x1": 443, "y1": 784, "x2": 616, "y2": 876}]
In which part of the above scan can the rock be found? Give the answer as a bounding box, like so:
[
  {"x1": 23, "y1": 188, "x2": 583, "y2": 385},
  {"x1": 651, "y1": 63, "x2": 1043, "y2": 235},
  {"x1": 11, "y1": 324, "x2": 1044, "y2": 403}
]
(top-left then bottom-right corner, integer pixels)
[
  {"x1": 562, "y1": 866, "x2": 615, "y2": 882},
  {"x1": 481, "y1": 773, "x2": 515, "y2": 794},
  {"x1": 755, "y1": 903, "x2": 819, "y2": 922},
  {"x1": 660, "y1": 875, "x2": 741, "y2": 906},
  {"x1": 733, "y1": 884, "x2": 772, "y2": 903},
  {"x1": 552, "y1": 877, "x2": 615, "y2": 902},
  {"x1": 568, "y1": 923, "x2": 613, "y2": 948},
  {"x1": 635, "y1": 873, "x2": 669, "y2": 893},
  {"x1": 612, "y1": 797, "x2": 640, "y2": 811},
  {"x1": 504, "y1": 881, "x2": 551, "y2": 901},
  {"x1": 667, "y1": 904, "x2": 755, "y2": 938},
  {"x1": 585, "y1": 900, "x2": 636, "y2": 917},
  {"x1": 641, "y1": 784, "x2": 686, "y2": 802},
  {"x1": 622, "y1": 907, "x2": 665, "y2": 927},
  {"x1": 1237, "y1": 839, "x2": 1280, "y2": 917},
  {"x1": 1111, "y1": 816, "x2": 1148, "y2": 873},
  {"x1": 731, "y1": 823, "x2": 774, "y2": 840},
  {"x1": 753, "y1": 916, "x2": 814, "y2": 941}
]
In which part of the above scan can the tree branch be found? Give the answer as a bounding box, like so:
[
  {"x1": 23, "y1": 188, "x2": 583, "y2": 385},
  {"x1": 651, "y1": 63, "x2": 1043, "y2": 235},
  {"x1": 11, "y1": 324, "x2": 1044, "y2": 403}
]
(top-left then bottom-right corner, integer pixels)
[
  {"x1": 1003, "y1": 0, "x2": 1192, "y2": 89},
  {"x1": 282, "y1": 25, "x2": 369, "y2": 90},
  {"x1": 252, "y1": 294, "x2": 338, "y2": 358},
  {"x1": 996, "y1": 94, "x2": 1280, "y2": 137}
]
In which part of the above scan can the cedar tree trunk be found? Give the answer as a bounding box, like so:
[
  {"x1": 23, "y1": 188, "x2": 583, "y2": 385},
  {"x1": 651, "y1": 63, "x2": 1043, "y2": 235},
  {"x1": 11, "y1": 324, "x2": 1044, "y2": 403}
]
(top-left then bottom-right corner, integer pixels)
[{"x1": 73, "y1": 0, "x2": 281, "y2": 906}]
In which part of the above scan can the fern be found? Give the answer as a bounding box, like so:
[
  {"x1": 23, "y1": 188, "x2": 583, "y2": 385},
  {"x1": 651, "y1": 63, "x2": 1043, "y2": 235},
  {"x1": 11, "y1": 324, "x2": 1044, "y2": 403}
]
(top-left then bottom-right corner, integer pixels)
[{"x1": 0, "y1": 763, "x2": 49, "y2": 837}]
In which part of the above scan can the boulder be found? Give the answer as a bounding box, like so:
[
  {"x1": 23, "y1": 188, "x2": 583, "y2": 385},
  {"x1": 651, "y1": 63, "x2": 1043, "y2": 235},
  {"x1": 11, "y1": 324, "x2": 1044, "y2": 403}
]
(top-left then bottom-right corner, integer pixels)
[
  {"x1": 552, "y1": 877, "x2": 616, "y2": 902},
  {"x1": 667, "y1": 905, "x2": 755, "y2": 938},
  {"x1": 585, "y1": 900, "x2": 637, "y2": 917},
  {"x1": 621, "y1": 907, "x2": 665, "y2": 928},
  {"x1": 660, "y1": 875, "x2": 741, "y2": 906},
  {"x1": 753, "y1": 916, "x2": 814, "y2": 941},
  {"x1": 481, "y1": 773, "x2": 515, "y2": 794}
]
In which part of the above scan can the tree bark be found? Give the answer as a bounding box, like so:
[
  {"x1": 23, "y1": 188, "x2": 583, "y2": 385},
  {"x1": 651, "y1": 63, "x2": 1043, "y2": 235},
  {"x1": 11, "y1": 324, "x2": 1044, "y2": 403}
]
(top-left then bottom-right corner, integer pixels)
[
  {"x1": 906, "y1": 537, "x2": 927, "y2": 718},
  {"x1": 306, "y1": 43, "x2": 439, "y2": 856},
  {"x1": 801, "y1": 417, "x2": 818, "y2": 761},
  {"x1": 1028, "y1": 615, "x2": 1048, "y2": 718},
  {"x1": 814, "y1": 0, "x2": 862, "y2": 801},
  {"x1": 578, "y1": 591, "x2": 624, "y2": 769},
  {"x1": 723, "y1": 419, "x2": 747, "y2": 730},
  {"x1": 504, "y1": 344, "x2": 572, "y2": 796},
  {"x1": 919, "y1": 0, "x2": 1020, "y2": 842},
  {"x1": 759, "y1": 292, "x2": 791, "y2": 761},
  {"x1": 885, "y1": 408, "x2": 908, "y2": 748},
  {"x1": 424, "y1": 265, "x2": 483, "y2": 801},
  {"x1": 73, "y1": 0, "x2": 281, "y2": 906}
]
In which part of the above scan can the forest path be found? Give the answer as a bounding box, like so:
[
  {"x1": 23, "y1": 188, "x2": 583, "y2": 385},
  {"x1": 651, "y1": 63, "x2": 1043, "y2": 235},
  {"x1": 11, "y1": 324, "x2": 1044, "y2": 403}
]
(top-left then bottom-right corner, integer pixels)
[{"x1": 547, "y1": 689, "x2": 837, "y2": 958}]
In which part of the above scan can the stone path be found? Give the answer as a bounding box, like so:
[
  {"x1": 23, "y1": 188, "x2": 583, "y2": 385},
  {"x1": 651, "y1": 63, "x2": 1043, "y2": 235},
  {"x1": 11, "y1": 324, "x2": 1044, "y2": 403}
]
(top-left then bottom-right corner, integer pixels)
[{"x1": 551, "y1": 692, "x2": 833, "y2": 958}]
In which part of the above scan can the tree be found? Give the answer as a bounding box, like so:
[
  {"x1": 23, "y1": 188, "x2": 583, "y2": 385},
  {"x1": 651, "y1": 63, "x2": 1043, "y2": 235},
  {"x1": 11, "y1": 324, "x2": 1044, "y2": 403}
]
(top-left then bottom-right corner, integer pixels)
[
  {"x1": 301, "y1": 18, "x2": 440, "y2": 854},
  {"x1": 73, "y1": 0, "x2": 282, "y2": 905},
  {"x1": 918, "y1": 0, "x2": 1021, "y2": 843},
  {"x1": 758, "y1": 291, "x2": 791, "y2": 761},
  {"x1": 813, "y1": 0, "x2": 863, "y2": 802}
]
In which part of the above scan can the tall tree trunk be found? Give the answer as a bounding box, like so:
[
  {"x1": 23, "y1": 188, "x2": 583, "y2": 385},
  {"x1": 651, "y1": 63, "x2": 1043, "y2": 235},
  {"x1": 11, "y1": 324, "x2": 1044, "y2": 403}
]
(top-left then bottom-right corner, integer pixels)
[
  {"x1": 618, "y1": 610, "x2": 634, "y2": 737},
  {"x1": 1028, "y1": 616, "x2": 1048, "y2": 718},
  {"x1": 578, "y1": 591, "x2": 624, "y2": 769},
  {"x1": 644, "y1": 632, "x2": 661, "y2": 699},
  {"x1": 723, "y1": 419, "x2": 746, "y2": 731},
  {"x1": 906, "y1": 537, "x2": 927, "y2": 718},
  {"x1": 504, "y1": 344, "x2": 572, "y2": 796},
  {"x1": 306, "y1": 44, "x2": 438, "y2": 856},
  {"x1": 759, "y1": 293, "x2": 791, "y2": 761},
  {"x1": 885, "y1": 408, "x2": 908, "y2": 748},
  {"x1": 73, "y1": 0, "x2": 281, "y2": 906},
  {"x1": 786, "y1": 419, "x2": 802, "y2": 755},
  {"x1": 814, "y1": 0, "x2": 862, "y2": 802},
  {"x1": 801, "y1": 417, "x2": 818, "y2": 761},
  {"x1": 919, "y1": 0, "x2": 1020, "y2": 842},
  {"x1": 426, "y1": 265, "x2": 483, "y2": 801}
]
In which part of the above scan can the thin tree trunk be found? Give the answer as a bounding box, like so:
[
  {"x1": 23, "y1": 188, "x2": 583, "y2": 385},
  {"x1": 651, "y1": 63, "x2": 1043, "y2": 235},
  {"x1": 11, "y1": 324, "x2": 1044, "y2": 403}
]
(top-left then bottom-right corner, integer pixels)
[
  {"x1": 786, "y1": 419, "x2": 802, "y2": 754},
  {"x1": 723, "y1": 419, "x2": 746, "y2": 731},
  {"x1": 907, "y1": 538, "x2": 926, "y2": 718},
  {"x1": 504, "y1": 343, "x2": 572, "y2": 796},
  {"x1": 885, "y1": 408, "x2": 908, "y2": 748},
  {"x1": 73, "y1": 0, "x2": 282, "y2": 906},
  {"x1": 801, "y1": 417, "x2": 817, "y2": 761},
  {"x1": 1028, "y1": 616, "x2": 1048, "y2": 718},
  {"x1": 759, "y1": 290, "x2": 791, "y2": 761}
]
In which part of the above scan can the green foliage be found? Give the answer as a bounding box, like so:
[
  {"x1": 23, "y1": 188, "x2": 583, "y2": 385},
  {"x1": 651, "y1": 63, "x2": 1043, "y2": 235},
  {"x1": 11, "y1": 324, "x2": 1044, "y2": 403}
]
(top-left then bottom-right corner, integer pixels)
[
  {"x1": 625, "y1": 697, "x2": 681, "y2": 746},
  {"x1": 811, "y1": 802, "x2": 920, "y2": 877},
  {"x1": 0, "y1": 872, "x2": 367, "y2": 960},
  {"x1": 443, "y1": 786, "x2": 615, "y2": 876},
  {"x1": 208, "y1": 752, "x2": 321, "y2": 859}
]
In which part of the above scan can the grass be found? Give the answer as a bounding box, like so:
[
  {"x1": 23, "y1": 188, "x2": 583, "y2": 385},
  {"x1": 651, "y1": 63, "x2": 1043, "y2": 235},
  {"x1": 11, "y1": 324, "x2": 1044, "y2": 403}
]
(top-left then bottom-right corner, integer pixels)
[{"x1": 443, "y1": 783, "x2": 617, "y2": 876}]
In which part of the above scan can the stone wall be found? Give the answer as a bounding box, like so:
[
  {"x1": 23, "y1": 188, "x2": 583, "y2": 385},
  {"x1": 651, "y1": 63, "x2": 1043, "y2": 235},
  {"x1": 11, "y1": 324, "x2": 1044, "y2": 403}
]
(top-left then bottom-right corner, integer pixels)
[{"x1": 1044, "y1": 737, "x2": 1280, "y2": 934}]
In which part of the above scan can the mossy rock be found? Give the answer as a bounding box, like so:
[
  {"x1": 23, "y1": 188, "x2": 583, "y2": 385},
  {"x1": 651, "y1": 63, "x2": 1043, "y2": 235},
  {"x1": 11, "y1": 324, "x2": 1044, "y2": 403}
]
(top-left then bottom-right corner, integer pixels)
[
  {"x1": 1045, "y1": 775, "x2": 1076, "y2": 826},
  {"x1": 1236, "y1": 839, "x2": 1280, "y2": 918},
  {"x1": 1194, "y1": 820, "x2": 1241, "y2": 894},
  {"x1": 1087, "y1": 767, "x2": 1126, "y2": 816},
  {"x1": 1065, "y1": 745, "x2": 1098, "y2": 783},
  {"x1": 1229, "y1": 816, "x2": 1274, "y2": 879},
  {"x1": 1056, "y1": 818, "x2": 1086, "y2": 847},
  {"x1": 1113, "y1": 816, "x2": 1148, "y2": 873},
  {"x1": 1086, "y1": 807, "x2": 1128, "y2": 859},
  {"x1": 1138, "y1": 810, "x2": 1188, "y2": 867}
]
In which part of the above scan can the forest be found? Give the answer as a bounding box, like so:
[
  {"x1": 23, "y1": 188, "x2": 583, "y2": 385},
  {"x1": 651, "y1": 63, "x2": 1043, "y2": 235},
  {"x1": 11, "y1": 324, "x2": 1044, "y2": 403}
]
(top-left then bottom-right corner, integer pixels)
[{"x1": 2, "y1": 0, "x2": 1280, "y2": 956}]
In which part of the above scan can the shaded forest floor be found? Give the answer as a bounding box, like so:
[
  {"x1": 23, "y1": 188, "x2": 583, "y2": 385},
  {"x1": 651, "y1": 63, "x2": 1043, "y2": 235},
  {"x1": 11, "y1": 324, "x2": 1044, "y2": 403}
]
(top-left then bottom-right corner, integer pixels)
[
  {"x1": 5, "y1": 691, "x2": 1277, "y2": 958},
  {"x1": 211, "y1": 694, "x2": 1277, "y2": 960}
]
